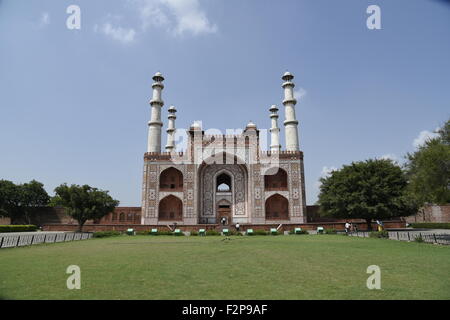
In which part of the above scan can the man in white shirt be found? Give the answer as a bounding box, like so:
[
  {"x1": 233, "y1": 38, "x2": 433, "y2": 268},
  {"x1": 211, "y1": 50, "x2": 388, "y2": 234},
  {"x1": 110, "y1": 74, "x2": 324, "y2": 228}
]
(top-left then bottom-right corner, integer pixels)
[{"x1": 345, "y1": 222, "x2": 350, "y2": 234}]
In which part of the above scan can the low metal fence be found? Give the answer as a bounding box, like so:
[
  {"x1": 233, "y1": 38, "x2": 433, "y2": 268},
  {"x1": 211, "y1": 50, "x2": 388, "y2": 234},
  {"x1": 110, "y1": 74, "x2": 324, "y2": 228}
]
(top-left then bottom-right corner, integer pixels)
[
  {"x1": 348, "y1": 231, "x2": 370, "y2": 238},
  {"x1": 348, "y1": 231, "x2": 450, "y2": 245},
  {"x1": 0, "y1": 232, "x2": 93, "y2": 249}
]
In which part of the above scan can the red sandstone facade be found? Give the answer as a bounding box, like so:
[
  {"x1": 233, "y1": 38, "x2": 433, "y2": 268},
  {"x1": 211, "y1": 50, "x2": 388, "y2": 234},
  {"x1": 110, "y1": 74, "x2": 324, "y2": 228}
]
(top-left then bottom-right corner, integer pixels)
[
  {"x1": 405, "y1": 205, "x2": 450, "y2": 223},
  {"x1": 96, "y1": 207, "x2": 142, "y2": 225},
  {"x1": 140, "y1": 127, "x2": 308, "y2": 226}
]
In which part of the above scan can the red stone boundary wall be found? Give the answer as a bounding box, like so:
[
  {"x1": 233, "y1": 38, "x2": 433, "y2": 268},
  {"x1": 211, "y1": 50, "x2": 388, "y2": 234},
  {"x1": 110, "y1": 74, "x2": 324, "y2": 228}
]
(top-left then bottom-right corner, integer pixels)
[{"x1": 43, "y1": 220, "x2": 405, "y2": 232}]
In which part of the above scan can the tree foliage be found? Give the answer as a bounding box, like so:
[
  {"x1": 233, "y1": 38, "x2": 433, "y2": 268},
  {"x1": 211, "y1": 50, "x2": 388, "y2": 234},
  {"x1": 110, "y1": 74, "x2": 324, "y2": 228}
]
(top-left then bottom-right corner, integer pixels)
[
  {"x1": 52, "y1": 184, "x2": 119, "y2": 231},
  {"x1": 318, "y1": 159, "x2": 417, "y2": 230},
  {"x1": 0, "y1": 179, "x2": 50, "y2": 224},
  {"x1": 405, "y1": 119, "x2": 450, "y2": 206}
]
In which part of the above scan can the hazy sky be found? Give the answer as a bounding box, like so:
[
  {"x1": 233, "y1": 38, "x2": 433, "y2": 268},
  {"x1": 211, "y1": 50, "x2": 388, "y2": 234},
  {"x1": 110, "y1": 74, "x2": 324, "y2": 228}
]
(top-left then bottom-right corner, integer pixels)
[{"x1": 1, "y1": 0, "x2": 449, "y2": 206}]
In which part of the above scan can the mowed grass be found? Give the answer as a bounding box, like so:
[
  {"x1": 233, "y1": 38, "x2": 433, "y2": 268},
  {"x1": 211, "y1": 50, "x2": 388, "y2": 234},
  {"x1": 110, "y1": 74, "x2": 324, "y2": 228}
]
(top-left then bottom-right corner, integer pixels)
[{"x1": 0, "y1": 235, "x2": 449, "y2": 300}]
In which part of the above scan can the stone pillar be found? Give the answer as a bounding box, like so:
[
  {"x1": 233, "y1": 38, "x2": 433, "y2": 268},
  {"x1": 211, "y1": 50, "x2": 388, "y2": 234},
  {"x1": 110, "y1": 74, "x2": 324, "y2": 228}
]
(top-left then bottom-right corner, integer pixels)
[
  {"x1": 165, "y1": 106, "x2": 177, "y2": 152},
  {"x1": 269, "y1": 105, "x2": 281, "y2": 152},
  {"x1": 147, "y1": 72, "x2": 165, "y2": 153},
  {"x1": 282, "y1": 71, "x2": 299, "y2": 151}
]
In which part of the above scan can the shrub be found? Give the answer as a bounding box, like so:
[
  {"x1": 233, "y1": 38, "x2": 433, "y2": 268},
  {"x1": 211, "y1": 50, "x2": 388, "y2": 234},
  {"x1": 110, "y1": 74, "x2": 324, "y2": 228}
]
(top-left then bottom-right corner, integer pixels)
[
  {"x1": 0, "y1": 225, "x2": 38, "y2": 233},
  {"x1": 156, "y1": 231, "x2": 173, "y2": 236},
  {"x1": 206, "y1": 230, "x2": 221, "y2": 236},
  {"x1": 414, "y1": 235, "x2": 424, "y2": 243},
  {"x1": 190, "y1": 231, "x2": 199, "y2": 236},
  {"x1": 325, "y1": 228, "x2": 338, "y2": 234},
  {"x1": 93, "y1": 231, "x2": 121, "y2": 238},
  {"x1": 369, "y1": 231, "x2": 389, "y2": 238},
  {"x1": 253, "y1": 229, "x2": 268, "y2": 236},
  {"x1": 228, "y1": 230, "x2": 243, "y2": 236},
  {"x1": 136, "y1": 230, "x2": 150, "y2": 236},
  {"x1": 289, "y1": 229, "x2": 309, "y2": 235},
  {"x1": 410, "y1": 223, "x2": 450, "y2": 230}
]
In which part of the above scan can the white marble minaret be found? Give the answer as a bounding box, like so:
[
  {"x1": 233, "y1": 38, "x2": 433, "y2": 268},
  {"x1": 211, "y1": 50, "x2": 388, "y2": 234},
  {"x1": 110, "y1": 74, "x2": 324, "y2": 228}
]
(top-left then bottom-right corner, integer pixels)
[
  {"x1": 165, "y1": 106, "x2": 177, "y2": 152},
  {"x1": 269, "y1": 105, "x2": 281, "y2": 152},
  {"x1": 282, "y1": 71, "x2": 299, "y2": 151},
  {"x1": 147, "y1": 72, "x2": 165, "y2": 153}
]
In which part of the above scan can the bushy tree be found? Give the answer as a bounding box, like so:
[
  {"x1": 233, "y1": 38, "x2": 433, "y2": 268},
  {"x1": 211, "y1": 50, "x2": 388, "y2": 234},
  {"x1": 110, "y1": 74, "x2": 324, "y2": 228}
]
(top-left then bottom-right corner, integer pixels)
[
  {"x1": 318, "y1": 159, "x2": 417, "y2": 230},
  {"x1": 0, "y1": 179, "x2": 50, "y2": 224},
  {"x1": 405, "y1": 119, "x2": 450, "y2": 206},
  {"x1": 0, "y1": 180, "x2": 20, "y2": 220},
  {"x1": 53, "y1": 184, "x2": 119, "y2": 231}
]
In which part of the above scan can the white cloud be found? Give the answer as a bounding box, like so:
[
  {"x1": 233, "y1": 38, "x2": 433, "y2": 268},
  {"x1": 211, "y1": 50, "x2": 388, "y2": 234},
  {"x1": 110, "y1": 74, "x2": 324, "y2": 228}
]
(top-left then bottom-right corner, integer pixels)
[
  {"x1": 95, "y1": 22, "x2": 136, "y2": 44},
  {"x1": 379, "y1": 154, "x2": 397, "y2": 162},
  {"x1": 413, "y1": 130, "x2": 439, "y2": 149},
  {"x1": 320, "y1": 166, "x2": 337, "y2": 178},
  {"x1": 294, "y1": 88, "x2": 307, "y2": 100},
  {"x1": 312, "y1": 166, "x2": 337, "y2": 200},
  {"x1": 39, "y1": 12, "x2": 50, "y2": 26},
  {"x1": 133, "y1": 0, "x2": 217, "y2": 36}
]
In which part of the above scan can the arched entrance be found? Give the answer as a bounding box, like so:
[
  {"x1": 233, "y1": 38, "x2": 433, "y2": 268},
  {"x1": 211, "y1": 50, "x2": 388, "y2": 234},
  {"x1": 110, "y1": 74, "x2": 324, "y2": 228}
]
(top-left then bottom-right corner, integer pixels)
[
  {"x1": 217, "y1": 199, "x2": 232, "y2": 225},
  {"x1": 198, "y1": 153, "x2": 248, "y2": 224},
  {"x1": 158, "y1": 195, "x2": 183, "y2": 221},
  {"x1": 265, "y1": 194, "x2": 289, "y2": 220}
]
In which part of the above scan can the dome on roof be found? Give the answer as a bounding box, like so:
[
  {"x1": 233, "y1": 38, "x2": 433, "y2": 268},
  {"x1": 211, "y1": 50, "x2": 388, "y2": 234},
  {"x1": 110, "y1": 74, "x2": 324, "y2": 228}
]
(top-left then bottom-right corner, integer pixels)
[
  {"x1": 190, "y1": 121, "x2": 201, "y2": 129},
  {"x1": 152, "y1": 72, "x2": 164, "y2": 81},
  {"x1": 282, "y1": 71, "x2": 294, "y2": 81},
  {"x1": 246, "y1": 121, "x2": 257, "y2": 129}
]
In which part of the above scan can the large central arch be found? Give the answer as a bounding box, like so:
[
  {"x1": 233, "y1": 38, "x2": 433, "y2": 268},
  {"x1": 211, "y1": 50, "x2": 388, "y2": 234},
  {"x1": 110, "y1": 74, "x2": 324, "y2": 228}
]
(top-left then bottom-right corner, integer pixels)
[{"x1": 198, "y1": 153, "x2": 248, "y2": 224}]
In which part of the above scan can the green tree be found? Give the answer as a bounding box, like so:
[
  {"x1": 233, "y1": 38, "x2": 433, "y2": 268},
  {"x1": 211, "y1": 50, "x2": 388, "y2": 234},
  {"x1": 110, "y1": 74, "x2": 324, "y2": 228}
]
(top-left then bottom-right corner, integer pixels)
[
  {"x1": 405, "y1": 119, "x2": 450, "y2": 206},
  {"x1": 0, "y1": 179, "x2": 50, "y2": 224},
  {"x1": 0, "y1": 180, "x2": 20, "y2": 222},
  {"x1": 318, "y1": 159, "x2": 417, "y2": 230},
  {"x1": 437, "y1": 119, "x2": 450, "y2": 145},
  {"x1": 53, "y1": 184, "x2": 119, "y2": 232}
]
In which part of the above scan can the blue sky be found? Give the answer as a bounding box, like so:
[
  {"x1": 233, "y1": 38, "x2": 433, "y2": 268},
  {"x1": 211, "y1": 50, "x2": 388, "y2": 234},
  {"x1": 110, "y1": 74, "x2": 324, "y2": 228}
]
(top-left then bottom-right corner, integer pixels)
[{"x1": 0, "y1": 0, "x2": 449, "y2": 206}]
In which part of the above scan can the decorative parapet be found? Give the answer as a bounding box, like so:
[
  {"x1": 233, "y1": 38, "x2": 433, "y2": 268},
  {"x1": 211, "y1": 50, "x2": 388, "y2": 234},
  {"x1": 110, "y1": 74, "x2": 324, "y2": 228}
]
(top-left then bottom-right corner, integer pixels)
[
  {"x1": 144, "y1": 152, "x2": 186, "y2": 161},
  {"x1": 143, "y1": 150, "x2": 303, "y2": 163},
  {"x1": 261, "y1": 150, "x2": 303, "y2": 160}
]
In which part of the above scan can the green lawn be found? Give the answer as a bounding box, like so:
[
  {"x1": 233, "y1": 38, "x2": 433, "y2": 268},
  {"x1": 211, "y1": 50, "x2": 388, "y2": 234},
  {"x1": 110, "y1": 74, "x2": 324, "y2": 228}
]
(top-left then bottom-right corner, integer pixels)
[{"x1": 0, "y1": 235, "x2": 449, "y2": 300}]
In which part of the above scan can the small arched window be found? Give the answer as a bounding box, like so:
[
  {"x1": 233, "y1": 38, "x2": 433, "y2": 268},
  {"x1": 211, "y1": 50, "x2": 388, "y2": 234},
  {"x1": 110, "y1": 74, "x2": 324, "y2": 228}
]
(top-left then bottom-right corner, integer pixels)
[
  {"x1": 216, "y1": 173, "x2": 231, "y2": 192},
  {"x1": 264, "y1": 168, "x2": 288, "y2": 191},
  {"x1": 160, "y1": 168, "x2": 183, "y2": 191}
]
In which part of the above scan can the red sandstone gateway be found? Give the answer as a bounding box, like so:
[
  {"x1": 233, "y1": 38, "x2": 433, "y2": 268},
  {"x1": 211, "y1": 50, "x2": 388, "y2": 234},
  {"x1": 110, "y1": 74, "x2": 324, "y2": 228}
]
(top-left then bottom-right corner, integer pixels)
[{"x1": 141, "y1": 72, "x2": 307, "y2": 226}]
